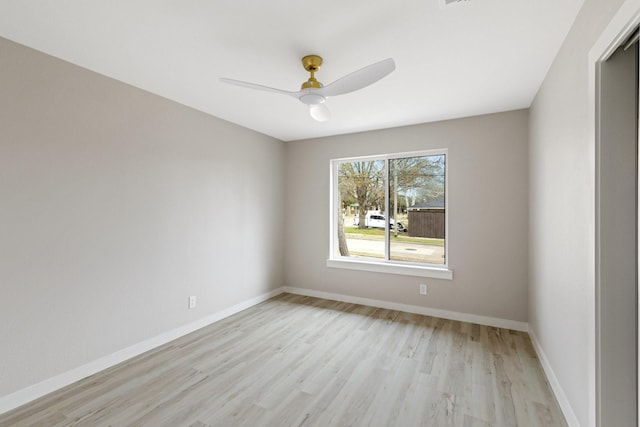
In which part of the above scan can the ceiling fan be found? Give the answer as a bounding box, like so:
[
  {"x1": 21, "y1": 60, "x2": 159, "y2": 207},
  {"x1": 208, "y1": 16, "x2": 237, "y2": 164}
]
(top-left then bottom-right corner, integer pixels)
[{"x1": 220, "y1": 55, "x2": 396, "y2": 122}]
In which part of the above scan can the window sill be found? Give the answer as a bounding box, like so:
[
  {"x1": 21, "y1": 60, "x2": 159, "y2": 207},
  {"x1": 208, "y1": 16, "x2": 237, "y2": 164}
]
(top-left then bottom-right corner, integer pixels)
[{"x1": 326, "y1": 258, "x2": 453, "y2": 280}]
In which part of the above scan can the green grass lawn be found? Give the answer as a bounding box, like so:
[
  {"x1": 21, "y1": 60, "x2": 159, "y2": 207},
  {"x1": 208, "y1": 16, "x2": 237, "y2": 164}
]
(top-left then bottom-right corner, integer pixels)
[{"x1": 344, "y1": 227, "x2": 444, "y2": 246}]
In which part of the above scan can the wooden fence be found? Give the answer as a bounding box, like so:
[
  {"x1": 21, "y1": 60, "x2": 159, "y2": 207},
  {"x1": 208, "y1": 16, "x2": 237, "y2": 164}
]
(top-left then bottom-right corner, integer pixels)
[{"x1": 407, "y1": 209, "x2": 445, "y2": 239}]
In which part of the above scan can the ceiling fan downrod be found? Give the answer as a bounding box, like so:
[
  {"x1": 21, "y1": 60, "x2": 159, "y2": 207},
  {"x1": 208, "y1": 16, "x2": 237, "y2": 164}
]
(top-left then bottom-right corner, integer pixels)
[{"x1": 301, "y1": 55, "x2": 323, "y2": 90}]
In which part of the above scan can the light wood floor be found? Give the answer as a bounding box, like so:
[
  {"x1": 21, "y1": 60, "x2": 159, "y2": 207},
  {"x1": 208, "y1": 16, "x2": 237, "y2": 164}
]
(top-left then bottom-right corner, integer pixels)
[{"x1": 0, "y1": 293, "x2": 566, "y2": 427}]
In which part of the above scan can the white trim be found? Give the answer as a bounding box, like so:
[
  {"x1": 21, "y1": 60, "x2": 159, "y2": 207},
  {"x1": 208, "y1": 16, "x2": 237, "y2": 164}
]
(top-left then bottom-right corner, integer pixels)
[
  {"x1": 590, "y1": 3, "x2": 640, "y2": 63},
  {"x1": 529, "y1": 328, "x2": 581, "y2": 427},
  {"x1": 0, "y1": 287, "x2": 284, "y2": 415},
  {"x1": 329, "y1": 159, "x2": 338, "y2": 262},
  {"x1": 326, "y1": 257, "x2": 453, "y2": 279},
  {"x1": 589, "y1": 3, "x2": 640, "y2": 426},
  {"x1": 330, "y1": 148, "x2": 448, "y2": 164},
  {"x1": 283, "y1": 286, "x2": 526, "y2": 332}
]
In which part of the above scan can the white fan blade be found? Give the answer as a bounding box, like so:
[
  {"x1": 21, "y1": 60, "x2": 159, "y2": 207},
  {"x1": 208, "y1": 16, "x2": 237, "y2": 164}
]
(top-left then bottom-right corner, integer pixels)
[
  {"x1": 219, "y1": 78, "x2": 299, "y2": 97},
  {"x1": 309, "y1": 104, "x2": 330, "y2": 122},
  {"x1": 320, "y1": 58, "x2": 395, "y2": 97}
]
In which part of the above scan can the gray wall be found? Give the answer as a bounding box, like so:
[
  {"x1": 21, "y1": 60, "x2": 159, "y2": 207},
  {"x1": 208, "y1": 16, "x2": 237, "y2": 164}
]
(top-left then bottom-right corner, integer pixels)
[
  {"x1": 0, "y1": 37, "x2": 286, "y2": 398},
  {"x1": 285, "y1": 110, "x2": 529, "y2": 322},
  {"x1": 528, "y1": 0, "x2": 628, "y2": 425}
]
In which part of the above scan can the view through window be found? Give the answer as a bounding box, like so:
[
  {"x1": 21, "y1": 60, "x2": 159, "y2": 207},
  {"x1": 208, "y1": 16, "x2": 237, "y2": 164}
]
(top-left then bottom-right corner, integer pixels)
[{"x1": 333, "y1": 150, "x2": 446, "y2": 266}]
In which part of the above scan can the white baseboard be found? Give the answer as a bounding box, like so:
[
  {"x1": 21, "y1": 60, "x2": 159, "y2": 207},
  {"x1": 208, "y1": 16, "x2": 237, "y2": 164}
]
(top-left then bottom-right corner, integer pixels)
[
  {"x1": 282, "y1": 286, "x2": 529, "y2": 332},
  {"x1": 528, "y1": 327, "x2": 580, "y2": 427},
  {"x1": 0, "y1": 287, "x2": 285, "y2": 416}
]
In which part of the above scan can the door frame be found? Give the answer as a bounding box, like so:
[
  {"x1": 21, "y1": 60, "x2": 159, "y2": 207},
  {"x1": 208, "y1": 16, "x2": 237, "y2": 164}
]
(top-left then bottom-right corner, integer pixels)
[{"x1": 590, "y1": 2, "x2": 640, "y2": 426}]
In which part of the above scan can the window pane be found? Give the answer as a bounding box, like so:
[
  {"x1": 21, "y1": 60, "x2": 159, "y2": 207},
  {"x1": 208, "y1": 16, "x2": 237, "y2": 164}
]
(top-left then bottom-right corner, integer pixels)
[
  {"x1": 336, "y1": 160, "x2": 385, "y2": 260},
  {"x1": 388, "y1": 154, "x2": 446, "y2": 265}
]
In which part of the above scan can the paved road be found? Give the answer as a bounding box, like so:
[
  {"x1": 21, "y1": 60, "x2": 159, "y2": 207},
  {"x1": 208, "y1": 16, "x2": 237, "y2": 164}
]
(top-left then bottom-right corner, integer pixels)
[{"x1": 346, "y1": 238, "x2": 445, "y2": 264}]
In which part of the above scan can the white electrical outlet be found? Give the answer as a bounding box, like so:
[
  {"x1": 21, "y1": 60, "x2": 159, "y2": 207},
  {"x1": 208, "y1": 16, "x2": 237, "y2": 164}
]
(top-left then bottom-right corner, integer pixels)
[
  {"x1": 188, "y1": 296, "x2": 197, "y2": 309},
  {"x1": 419, "y1": 284, "x2": 427, "y2": 295}
]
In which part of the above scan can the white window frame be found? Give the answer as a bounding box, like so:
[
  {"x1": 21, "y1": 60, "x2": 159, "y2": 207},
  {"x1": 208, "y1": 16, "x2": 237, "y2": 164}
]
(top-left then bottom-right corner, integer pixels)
[{"x1": 327, "y1": 149, "x2": 453, "y2": 280}]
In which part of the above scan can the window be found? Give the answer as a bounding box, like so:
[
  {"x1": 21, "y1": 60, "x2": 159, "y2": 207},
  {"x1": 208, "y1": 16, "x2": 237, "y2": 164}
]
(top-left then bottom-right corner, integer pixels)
[{"x1": 328, "y1": 150, "x2": 451, "y2": 279}]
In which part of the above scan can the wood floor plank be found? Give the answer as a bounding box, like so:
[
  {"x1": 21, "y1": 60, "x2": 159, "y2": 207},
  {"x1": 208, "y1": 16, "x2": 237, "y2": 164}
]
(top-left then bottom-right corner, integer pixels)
[{"x1": 0, "y1": 294, "x2": 568, "y2": 427}]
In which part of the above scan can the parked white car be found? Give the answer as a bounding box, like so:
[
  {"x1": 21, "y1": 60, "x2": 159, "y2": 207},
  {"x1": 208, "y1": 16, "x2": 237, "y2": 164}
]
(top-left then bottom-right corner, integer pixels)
[
  {"x1": 353, "y1": 211, "x2": 406, "y2": 231},
  {"x1": 353, "y1": 212, "x2": 386, "y2": 228}
]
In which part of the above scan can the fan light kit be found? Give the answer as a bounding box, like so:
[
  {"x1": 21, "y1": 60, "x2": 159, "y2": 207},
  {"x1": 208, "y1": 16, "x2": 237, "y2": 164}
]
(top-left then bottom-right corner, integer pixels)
[{"x1": 220, "y1": 55, "x2": 396, "y2": 122}]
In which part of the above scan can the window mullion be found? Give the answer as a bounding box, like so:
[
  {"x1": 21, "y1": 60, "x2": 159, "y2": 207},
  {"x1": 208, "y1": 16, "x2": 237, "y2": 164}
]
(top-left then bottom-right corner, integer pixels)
[{"x1": 384, "y1": 158, "x2": 390, "y2": 261}]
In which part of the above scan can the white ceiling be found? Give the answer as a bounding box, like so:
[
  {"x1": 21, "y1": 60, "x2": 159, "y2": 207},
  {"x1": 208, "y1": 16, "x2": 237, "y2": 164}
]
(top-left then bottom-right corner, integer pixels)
[{"x1": 0, "y1": 0, "x2": 584, "y2": 142}]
